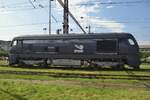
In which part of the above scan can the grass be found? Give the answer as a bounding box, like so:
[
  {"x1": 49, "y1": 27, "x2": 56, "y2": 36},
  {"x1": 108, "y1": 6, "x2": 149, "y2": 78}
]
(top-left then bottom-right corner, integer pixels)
[
  {"x1": 0, "y1": 60, "x2": 150, "y2": 99},
  {"x1": 0, "y1": 65, "x2": 149, "y2": 84},
  {"x1": 0, "y1": 80, "x2": 150, "y2": 100}
]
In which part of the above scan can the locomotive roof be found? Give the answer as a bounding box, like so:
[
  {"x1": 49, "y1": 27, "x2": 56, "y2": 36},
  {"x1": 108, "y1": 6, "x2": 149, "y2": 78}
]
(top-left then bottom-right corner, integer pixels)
[{"x1": 13, "y1": 33, "x2": 134, "y2": 40}]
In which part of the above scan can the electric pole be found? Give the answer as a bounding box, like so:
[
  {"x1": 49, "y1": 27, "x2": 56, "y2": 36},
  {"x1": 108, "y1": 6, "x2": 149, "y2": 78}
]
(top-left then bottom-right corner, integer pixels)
[
  {"x1": 88, "y1": 25, "x2": 91, "y2": 34},
  {"x1": 63, "y1": 0, "x2": 69, "y2": 34},
  {"x1": 49, "y1": 0, "x2": 53, "y2": 35},
  {"x1": 57, "y1": 0, "x2": 86, "y2": 34}
]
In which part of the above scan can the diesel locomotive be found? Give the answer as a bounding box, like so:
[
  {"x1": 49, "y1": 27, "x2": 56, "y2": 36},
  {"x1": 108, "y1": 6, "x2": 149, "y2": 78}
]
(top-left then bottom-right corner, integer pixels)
[{"x1": 9, "y1": 33, "x2": 141, "y2": 69}]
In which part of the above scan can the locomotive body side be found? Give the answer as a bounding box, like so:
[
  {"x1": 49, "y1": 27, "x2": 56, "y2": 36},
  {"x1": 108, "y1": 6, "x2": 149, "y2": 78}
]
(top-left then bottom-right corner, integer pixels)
[{"x1": 9, "y1": 33, "x2": 140, "y2": 69}]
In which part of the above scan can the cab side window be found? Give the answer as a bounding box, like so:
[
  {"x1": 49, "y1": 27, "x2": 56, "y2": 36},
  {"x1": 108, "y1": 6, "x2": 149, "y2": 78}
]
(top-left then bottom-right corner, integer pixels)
[
  {"x1": 12, "y1": 40, "x2": 22, "y2": 46},
  {"x1": 128, "y1": 39, "x2": 135, "y2": 45},
  {"x1": 12, "y1": 40, "x2": 17, "y2": 46},
  {"x1": 17, "y1": 40, "x2": 22, "y2": 45}
]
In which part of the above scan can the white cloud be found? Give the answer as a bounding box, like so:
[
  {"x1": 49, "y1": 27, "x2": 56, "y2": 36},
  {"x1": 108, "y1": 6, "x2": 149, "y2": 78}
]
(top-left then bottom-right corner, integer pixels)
[
  {"x1": 106, "y1": 0, "x2": 114, "y2": 9},
  {"x1": 108, "y1": 0, "x2": 113, "y2": 3},
  {"x1": 56, "y1": 0, "x2": 124, "y2": 33},
  {"x1": 106, "y1": 6, "x2": 114, "y2": 9},
  {"x1": 84, "y1": 17, "x2": 124, "y2": 32},
  {"x1": 0, "y1": 0, "x2": 125, "y2": 40}
]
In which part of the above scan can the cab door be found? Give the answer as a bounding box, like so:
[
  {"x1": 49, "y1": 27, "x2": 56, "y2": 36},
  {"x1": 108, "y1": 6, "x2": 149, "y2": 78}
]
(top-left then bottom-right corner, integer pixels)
[
  {"x1": 119, "y1": 38, "x2": 139, "y2": 55},
  {"x1": 10, "y1": 40, "x2": 23, "y2": 54}
]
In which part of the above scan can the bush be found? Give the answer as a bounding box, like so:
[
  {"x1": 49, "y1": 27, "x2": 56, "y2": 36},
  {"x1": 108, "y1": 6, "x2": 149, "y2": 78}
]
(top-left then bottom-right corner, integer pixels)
[
  {"x1": 140, "y1": 51, "x2": 150, "y2": 63},
  {"x1": 0, "y1": 48, "x2": 8, "y2": 57},
  {"x1": 140, "y1": 52, "x2": 150, "y2": 58}
]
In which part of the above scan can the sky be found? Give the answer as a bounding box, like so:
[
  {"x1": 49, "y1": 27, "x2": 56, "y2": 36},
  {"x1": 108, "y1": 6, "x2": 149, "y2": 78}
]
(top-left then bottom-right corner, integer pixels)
[{"x1": 0, "y1": 0, "x2": 150, "y2": 44}]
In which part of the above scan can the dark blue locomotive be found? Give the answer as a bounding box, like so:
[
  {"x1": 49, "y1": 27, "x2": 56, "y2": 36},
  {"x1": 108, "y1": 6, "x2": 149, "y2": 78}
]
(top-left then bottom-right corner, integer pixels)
[{"x1": 9, "y1": 33, "x2": 140, "y2": 69}]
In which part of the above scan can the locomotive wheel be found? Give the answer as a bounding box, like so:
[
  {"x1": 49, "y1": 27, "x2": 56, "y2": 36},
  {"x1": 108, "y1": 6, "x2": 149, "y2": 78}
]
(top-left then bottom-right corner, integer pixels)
[
  {"x1": 133, "y1": 66, "x2": 140, "y2": 70},
  {"x1": 49, "y1": 59, "x2": 53, "y2": 67},
  {"x1": 43, "y1": 59, "x2": 48, "y2": 68},
  {"x1": 18, "y1": 60, "x2": 26, "y2": 67},
  {"x1": 9, "y1": 63, "x2": 15, "y2": 66},
  {"x1": 80, "y1": 60, "x2": 84, "y2": 67},
  {"x1": 116, "y1": 63, "x2": 125, "y2": 69}
]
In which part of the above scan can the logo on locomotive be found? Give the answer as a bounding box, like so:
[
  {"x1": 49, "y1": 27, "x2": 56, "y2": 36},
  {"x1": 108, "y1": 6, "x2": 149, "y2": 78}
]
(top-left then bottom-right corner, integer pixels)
[{"x1": 74, "y1": 44, "x2": 84, "y2": 53}]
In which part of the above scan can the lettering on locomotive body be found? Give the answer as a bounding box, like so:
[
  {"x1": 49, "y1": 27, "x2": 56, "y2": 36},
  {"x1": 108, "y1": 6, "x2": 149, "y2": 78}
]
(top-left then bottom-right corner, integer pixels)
[{"x1": 74, "y1": 44, "x2": 84, "y2": 53}]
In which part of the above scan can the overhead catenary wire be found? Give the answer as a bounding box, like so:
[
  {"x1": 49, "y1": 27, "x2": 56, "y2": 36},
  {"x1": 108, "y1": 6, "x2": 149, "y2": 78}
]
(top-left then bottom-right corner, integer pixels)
[
  {"x1": 28, "y1": 0, "x2": 36, "y2": 8},
  {"x1": 79, "y1": 0, "x2": 150, "y2": 6},
  {"x1": 0, "y1": 0, "x2": 150, "y2": 34},
  {"x1": 0, "y1": 6, "x2": 49, "y2": 13},
  {"x1": 1, "y1": 0, "x2": 150, "y2": 11},
  {"x1": 3, "y1": 0, "x2": 150, "y2": 7},
  {"x1": 0, "y1": 1, "x2": 45, "y2": 9},
  {"x1": 0, "y1": 22, "x2": 62, "y2": 29},
  {"x1": 0, "y1": 5, "x2": 57, "y2": 13},
  {"x1": 1, "y1": 22, "x2": 150, "y2": 29},
  {"x1": 0, "y1": 0, "x2": 51, "y2": 9}
]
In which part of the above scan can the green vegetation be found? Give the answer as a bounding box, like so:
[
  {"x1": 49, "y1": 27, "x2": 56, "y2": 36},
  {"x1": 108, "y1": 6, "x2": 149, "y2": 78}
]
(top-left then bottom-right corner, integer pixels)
[
  {"x1": 140, "y1": 52, "x2": 150, "y2": 58},
  {"x1": 0, "y1": 61, "x2": 150, "y2": 100},
  {"x1": 0, "y1": 48, "x2": 8, "y2": 57},
  {"x1": 140, "y1": 51, "x2": 150, "y2": 63},
  {"x1": 0, "y1": 80, "x2": 150, "y2": 100}
]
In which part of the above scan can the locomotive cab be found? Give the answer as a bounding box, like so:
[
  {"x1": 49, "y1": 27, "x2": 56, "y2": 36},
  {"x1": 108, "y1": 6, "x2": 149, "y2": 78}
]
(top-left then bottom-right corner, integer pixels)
[{"x1": 118, "y1": 36, "x2": 140, "y2": 69}]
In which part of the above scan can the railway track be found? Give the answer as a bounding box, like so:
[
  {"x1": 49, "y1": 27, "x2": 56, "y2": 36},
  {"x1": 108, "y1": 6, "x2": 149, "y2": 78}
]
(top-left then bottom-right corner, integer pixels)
[
  {"x1": 0, "y1": 70, "x2": 150, "y2": 81},
  {"x1": 123, "y1": 68, "x2": 150, "y2": 88}
]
